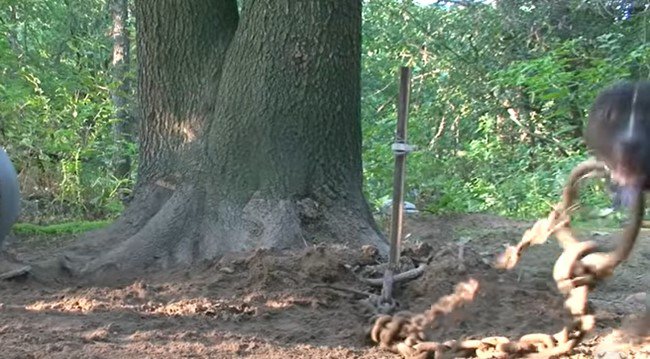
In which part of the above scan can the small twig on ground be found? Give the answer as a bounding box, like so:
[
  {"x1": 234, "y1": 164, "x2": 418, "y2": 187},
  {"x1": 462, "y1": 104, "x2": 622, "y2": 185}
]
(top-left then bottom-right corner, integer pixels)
[{"x1": 358, "y1": 264, "x2": 427, "y2": 287}]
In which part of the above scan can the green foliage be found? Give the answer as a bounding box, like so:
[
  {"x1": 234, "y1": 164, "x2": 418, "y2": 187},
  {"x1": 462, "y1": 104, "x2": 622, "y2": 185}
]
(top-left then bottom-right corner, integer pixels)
[
  {"x1": 0, "y1": 0, "x2": 136, "y2": 220},
  {"x1": 361, "y1": 0, "x2": 649, "y2": 219}
]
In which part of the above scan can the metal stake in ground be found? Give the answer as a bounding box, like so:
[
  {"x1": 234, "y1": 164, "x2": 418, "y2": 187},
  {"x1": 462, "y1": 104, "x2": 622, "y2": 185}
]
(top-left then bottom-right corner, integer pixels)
[{"x1": 380, "y1": 67, "x2": 413, "y2": 307}]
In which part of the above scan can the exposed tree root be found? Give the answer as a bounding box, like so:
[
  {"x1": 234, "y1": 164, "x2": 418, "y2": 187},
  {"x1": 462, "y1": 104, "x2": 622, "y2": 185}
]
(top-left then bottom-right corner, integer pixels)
[
  {"x1": 36, "y1": 189, "x2": 386, "y2": 284},
  {"x1": 66, "y1": 183, "x2": 174, "y2": 254},
  {"x1": 31, "y1": 182, "x2": 177, "y2": 282}
]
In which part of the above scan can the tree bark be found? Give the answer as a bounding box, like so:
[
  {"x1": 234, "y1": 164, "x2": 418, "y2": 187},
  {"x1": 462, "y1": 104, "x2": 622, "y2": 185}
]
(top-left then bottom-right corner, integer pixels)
[{"x1": 50, "y1": 0, "x2": 385, "y2": 282}]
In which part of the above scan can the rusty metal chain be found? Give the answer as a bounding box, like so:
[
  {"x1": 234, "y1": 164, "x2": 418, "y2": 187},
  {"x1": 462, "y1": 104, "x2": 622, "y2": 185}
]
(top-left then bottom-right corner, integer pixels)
[
  {"x1": 370, "y1": 279, "x2": 480, "y2": 359},
  {"x1": 369, "y1": 159, "x2": 643, "y2": 358}
]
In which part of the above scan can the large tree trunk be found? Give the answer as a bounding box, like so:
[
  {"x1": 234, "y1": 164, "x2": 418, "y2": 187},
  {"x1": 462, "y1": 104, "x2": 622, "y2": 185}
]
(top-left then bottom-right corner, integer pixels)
[{"x1": 50, "y1": 0, "x2": 386, "y2": 282}]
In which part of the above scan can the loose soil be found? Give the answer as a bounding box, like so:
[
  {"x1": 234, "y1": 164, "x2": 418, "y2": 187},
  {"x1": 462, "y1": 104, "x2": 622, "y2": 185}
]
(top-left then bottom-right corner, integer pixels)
[{"x1": 0, "y1": 213, "x2": 648, "y2": 358}]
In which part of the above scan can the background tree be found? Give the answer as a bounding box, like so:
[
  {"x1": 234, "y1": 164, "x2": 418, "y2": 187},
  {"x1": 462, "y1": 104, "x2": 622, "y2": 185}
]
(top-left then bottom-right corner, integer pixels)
[
  {"x1": 109, "y1": 0, "x2": 136, "y2": 181},
  {"x1": 52, "y1": 0, "x2": 385, "y2": 281}
]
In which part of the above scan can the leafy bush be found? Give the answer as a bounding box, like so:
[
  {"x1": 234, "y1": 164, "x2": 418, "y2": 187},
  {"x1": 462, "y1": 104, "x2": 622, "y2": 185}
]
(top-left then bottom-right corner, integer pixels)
[{"x1": 0, "y1": 0, "x2": 136, "y2": 221}]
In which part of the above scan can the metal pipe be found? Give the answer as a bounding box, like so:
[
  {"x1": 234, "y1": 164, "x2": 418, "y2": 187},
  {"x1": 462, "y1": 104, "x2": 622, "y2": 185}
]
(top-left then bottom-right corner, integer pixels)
[{"x1": 388, "y1": 66, "x2": 412, "y2": 270}]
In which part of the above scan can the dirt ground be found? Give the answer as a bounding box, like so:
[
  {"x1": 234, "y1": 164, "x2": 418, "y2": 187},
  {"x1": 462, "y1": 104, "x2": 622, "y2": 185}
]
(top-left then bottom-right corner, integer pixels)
[{"x1": 0, "y1": 213, "x2": 648, "y2": 358}]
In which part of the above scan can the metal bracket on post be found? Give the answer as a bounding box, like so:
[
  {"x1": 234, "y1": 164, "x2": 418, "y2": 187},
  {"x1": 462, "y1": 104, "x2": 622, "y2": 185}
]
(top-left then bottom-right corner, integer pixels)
[{"x1": 391, "y1": 142, "x2": 416, "y2": 155}]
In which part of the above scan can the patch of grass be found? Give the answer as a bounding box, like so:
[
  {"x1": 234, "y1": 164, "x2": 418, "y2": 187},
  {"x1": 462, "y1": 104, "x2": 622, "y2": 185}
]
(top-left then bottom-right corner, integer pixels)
[{"x1": 13, "y1": 220, "x2": 112, "y2": 235}]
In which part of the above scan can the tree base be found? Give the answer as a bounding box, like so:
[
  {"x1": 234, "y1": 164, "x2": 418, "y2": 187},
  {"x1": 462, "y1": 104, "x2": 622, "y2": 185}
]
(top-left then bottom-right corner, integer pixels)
[{"x1": 38, "y1": 186, "x2": 387, "y2": 284}]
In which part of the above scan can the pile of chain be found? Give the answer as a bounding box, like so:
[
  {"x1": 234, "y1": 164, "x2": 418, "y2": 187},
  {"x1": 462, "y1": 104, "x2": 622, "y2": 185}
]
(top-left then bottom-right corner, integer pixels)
[{"x1": 370, "y1": 159, "x2": 643, "y2": 358}]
